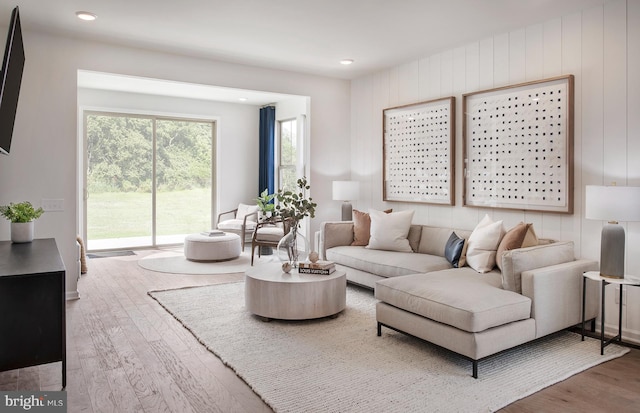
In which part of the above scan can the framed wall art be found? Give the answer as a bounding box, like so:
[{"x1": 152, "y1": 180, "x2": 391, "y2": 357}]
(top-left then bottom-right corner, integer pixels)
[
  {"x1": 462, "y1": 75, "x2": 574, "y2": 214},
  {"x1": 383, "y1": 97, "x2": 455, "y2": 205}
]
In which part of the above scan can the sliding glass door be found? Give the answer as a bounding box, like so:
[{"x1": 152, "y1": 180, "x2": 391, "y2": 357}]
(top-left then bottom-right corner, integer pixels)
[
  {"x1": 85, "y1": 112, "x2": 214, "y2": 250},
  {"x1": 155, "y1": 119, "x2": 213, "y2": 245}
]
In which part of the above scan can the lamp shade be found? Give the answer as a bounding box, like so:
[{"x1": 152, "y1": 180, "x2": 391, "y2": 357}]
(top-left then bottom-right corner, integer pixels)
[
  {"x1": 585, "y1": 185, "x2": 640, "y2": 222},
  {"x1": 332, "y1": 181, "x2": 360, "y2": 201}
]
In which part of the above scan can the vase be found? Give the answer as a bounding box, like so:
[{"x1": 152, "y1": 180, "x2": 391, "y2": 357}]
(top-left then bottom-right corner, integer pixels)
[
  {"x1": 277, "y1": 226, "x2": 309, "y2": 268},
  {"x1": 11, "y1": 221, "x2": 34, "y2": 243}
]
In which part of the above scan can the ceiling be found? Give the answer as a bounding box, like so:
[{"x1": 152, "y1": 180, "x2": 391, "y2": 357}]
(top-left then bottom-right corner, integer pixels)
[{"x1": 2, "y1": 0, "x2": 611, "y2": 80}]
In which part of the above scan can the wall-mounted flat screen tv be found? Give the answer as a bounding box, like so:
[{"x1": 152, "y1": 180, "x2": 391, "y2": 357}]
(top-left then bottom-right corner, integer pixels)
[{"x1": 0, "y1": 6, "x2": 24, "y2": 155}]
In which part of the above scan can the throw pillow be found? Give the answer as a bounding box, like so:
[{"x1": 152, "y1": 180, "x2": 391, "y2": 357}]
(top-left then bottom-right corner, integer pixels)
[
  {"x1": 465, "y1": 214, "x2": 505, "y2": 273},
  {"x1": 351, "y1": 208, "x2": 392, "y2": 246},
  {"x1": 444, "y1": 232, "x2": 465, "y2": 268},
  {"x1": 522, "y1": 224, "x2": 539, "y2": 248},
  {"x1": 236, "y1": 203, "x2": 259, "y2": 221},
  {"x1": 495, "y1": 222, "x2": 530, "y2": 270},
  {"x1": 366, "y1": 209, "x2": 414, "y2": 252},
  {"x1": 458, "y1": 239, "x2": 469, "y2": 267}
]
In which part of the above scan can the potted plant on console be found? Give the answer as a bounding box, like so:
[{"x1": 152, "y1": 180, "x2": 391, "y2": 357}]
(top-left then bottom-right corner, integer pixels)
[{"x1": 0, "y1": 201, "x2": 44, "y2": 243}]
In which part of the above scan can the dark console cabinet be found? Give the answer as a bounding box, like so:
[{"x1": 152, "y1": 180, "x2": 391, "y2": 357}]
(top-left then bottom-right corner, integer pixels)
[{"x1": 0, "y1": 238, "x2": 66, "y2": 389}]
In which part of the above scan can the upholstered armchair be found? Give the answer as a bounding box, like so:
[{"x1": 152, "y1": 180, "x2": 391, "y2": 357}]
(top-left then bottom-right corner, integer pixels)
[
  {"x1": 216, "y1": 203, "x2": 260, "y2": 250},
  {"x1": 250, "y1": 217, "x2": 292, "y2": 265}
]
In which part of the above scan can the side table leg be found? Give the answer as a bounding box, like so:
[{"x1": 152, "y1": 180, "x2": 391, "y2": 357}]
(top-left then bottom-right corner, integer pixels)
[
  {"x1": 581, "y1": 275, "x2": 586, "y2": 341},
  {"x1": 601, "y1": 280, "x2": 606, "y2": 355},
  {"x1": 618, "y1": 286, "x2": 624, "y2": 344}
]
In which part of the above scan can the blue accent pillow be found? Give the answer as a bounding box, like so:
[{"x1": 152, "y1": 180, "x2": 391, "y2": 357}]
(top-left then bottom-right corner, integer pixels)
[{"x1": 444, "y1": 232, "x2": 465, "y2": 268}]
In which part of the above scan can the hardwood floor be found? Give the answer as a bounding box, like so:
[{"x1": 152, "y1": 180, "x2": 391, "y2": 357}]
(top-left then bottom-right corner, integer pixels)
[{"x1": 1, "y1": 249, "x2": 639, "y2": 412}]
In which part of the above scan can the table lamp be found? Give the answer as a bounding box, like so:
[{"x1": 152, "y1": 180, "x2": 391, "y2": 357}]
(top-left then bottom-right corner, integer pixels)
[
  {"x1": 585, "y1": 185, "x2": 640, "y2": 278},
  {"x1": 332, "y1": 181, "x2": 360, "y2": 221}
]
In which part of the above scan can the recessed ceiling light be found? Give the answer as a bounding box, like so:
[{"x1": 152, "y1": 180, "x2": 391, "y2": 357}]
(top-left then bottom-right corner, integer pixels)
[
  {"x1": 76, "y1": 11, "x2": 97, "y2": 21},
  {"x1": 340, "y1": 59, "x2": 354, "y2": 65},
  {"x1": 238, "y1": 97, "x2": 248, "y2": 102}
]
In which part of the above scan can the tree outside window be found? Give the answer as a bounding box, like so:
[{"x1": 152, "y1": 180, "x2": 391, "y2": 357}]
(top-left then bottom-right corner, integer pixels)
[{"x1": 279, "y1": 119, "x2": 297, "y2": 191}]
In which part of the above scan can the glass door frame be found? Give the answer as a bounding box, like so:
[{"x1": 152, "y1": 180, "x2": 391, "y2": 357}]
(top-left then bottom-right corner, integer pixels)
[{"x1": 80, "y1": 109, "x2": 217, "y2": 251}]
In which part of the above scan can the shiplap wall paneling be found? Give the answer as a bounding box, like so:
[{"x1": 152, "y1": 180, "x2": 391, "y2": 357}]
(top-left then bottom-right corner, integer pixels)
[
  {"x1": 627, "y1": 0, "x2": 640, "y2": 340},
  {"x1": 603, "y1": 0, "x2": 629, "y2": 334},
  {"x1": 581, "y1": 6, "x2": 605, "y2": 262},
  {"x1": 562, "y1": 12, "x2": 584, "y2": 252},
  {"x1": 543, "y1": 19, "x2": 563, "y2": 77},
  {"x1": 526, "y1": 24, "x2": 544, "y2": 81},
  {"x1": 604, "y1": 1, "x2": 628, "y2": 185},
  {"x1": 626, "y1": 0, "x2": 640, "y2": 344}
]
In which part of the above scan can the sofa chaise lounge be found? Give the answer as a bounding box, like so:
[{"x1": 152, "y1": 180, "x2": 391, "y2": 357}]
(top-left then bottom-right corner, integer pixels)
[{"x1": 319, "y1": 214, "x2": 599, "y2": 377}]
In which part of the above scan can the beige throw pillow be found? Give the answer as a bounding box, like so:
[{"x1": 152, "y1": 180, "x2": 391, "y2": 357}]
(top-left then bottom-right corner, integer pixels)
[
  {"x1": 495, "y1": 222, "x2": 530, "y2": 270},
  {"x1": 366, "y1": 209, "x2": 414, "y2": 252},
  {"x1": 466, "y1": 214, "x2": 505, "y2": 273},
  {"x1": 522, "y1": 224, "x2": 539, "y2": 248}
]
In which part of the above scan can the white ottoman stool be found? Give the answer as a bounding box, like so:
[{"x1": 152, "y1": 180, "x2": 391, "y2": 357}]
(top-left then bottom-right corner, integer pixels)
[{"x1": 184, "y1": 233, "x2": 242, "y2": 261}]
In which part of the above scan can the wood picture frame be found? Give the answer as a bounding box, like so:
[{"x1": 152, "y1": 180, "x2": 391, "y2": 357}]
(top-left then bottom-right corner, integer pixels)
[
  {"x1": 383, "y1": 97, "x2": 455, "y2": 205},
  {"x1": 462, "y1": 75, "x2": 574, "y2": 214}
]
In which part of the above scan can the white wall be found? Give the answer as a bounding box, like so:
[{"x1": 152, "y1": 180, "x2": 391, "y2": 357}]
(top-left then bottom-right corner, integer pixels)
[
  {"x1": 0, "y1": 30, "x2": 350, "y2": 298},
  {"x1": 350, "y1": 0, "x2": 640, "y2": 342}
]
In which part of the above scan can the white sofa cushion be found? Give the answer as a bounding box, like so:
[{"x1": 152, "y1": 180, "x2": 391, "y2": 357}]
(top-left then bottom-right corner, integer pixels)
[
  {"x1": 254, "y1": 226, "x2": 284, "y2": 242},
  {"x1": 217, "y1": 219, "x2": 257, "y2": 231},
  {"x1": 366, "y1": 209, "x2": 414, "y2": 252},
  {"x1": 375, "y1": 269, "x2": 531, "y2": 333},
  {"x1": 326, "y1": 245, "x2": 451, "y2": 278}
]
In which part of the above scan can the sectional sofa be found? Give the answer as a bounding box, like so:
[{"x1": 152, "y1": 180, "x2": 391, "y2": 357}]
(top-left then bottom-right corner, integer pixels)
[{"x1": 319, "y1": 211, "x2": 599, "y2": 377}]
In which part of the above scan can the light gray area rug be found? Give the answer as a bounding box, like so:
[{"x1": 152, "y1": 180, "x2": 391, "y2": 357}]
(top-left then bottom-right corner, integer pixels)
[
  {"x1": 138, "y1": 250, "x2": 276, "y2": 274},
  {"x1": 149, "y1": 282, "x2": 629, "y2": 413}
]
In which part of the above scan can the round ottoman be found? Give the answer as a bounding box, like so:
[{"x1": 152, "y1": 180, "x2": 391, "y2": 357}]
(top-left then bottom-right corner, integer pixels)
[{"x1": 184, "y1": 233, "x2": 242, "y2": 261}]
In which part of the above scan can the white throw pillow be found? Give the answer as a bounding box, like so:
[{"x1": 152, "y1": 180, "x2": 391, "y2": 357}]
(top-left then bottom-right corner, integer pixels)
[
  {"x1": 466, "y1": 214, "x2": 505, "y2": 273},
  {"x1": 366, "y1": 209, "x2": 414, "y2": 252}
]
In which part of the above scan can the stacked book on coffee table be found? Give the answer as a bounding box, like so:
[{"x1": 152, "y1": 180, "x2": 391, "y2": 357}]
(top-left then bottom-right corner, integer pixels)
[{"x1": 298, "y1": 260, "x2": 336, "y2": 275}]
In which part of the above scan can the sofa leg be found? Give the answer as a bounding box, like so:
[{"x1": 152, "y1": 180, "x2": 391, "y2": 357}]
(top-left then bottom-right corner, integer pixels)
[
  {"x1": 472, "y1": 361, "x2": 478, "y2": 379},
  {"x1": 377, "y1": 322, "x2": 382, "y2": 337}
]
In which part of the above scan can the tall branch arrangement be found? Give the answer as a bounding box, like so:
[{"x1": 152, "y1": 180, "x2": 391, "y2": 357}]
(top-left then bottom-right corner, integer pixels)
[{"x1": 274, "y1": 177, "x2": 317, "y2": 227}]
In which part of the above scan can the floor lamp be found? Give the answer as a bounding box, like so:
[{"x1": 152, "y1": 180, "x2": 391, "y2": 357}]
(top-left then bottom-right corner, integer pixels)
[
  {"x1": 585, "y1": 185, "x2": 640, "y2": 279},
  {"x1": 332, "y1": 181, "x2": 360, "y2": 221}
]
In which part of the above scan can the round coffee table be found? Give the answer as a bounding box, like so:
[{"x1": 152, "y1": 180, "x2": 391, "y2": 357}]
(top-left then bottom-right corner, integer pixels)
[
  {"x1": 184, "y1": 232, "x2": 241, "y2": 261},
  {"x1": 245, "y1": 263, "x2": 346, "y2": 321}
]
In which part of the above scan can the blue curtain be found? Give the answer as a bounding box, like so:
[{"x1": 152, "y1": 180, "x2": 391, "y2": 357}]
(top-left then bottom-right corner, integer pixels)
[{"x1": 258, "y1": 106, "x2": 276, "y2": 196}]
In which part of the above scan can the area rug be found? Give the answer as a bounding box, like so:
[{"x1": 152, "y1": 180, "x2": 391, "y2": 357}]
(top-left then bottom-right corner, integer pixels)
[
  {"x1": 138, "y1": 250, "x2": 276, "y2": 274},
  {"x1": 148, "y1": 282, "x2": 629, "y2": 413}
]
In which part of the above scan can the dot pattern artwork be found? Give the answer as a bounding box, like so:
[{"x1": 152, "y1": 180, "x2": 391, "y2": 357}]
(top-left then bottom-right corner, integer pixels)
[
  {"x1": 383, "y1": 98, "x2": 454, "y2": 204},
  {"x1": 464, "y1": 77, "x2": 572, "y2": 212}
]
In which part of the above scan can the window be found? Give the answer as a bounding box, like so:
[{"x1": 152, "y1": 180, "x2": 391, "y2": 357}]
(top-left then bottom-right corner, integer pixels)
[
  {"x1": 278, "y1": 118, "x2": 297, "y2": 191},
  {"x1": 84, "y1": 111, "x2": 214, "y2": 250}
]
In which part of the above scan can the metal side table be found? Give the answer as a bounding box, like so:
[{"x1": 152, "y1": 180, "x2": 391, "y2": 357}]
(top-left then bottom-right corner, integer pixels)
[{"x1": 582, "y1": 271, "x2": 640, "y2": 355}]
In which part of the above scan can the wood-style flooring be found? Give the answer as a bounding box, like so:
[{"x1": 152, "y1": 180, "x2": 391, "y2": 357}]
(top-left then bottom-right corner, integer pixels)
[{"x1": 0, "y1": 249, "x2": 638, "y2": 412}]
